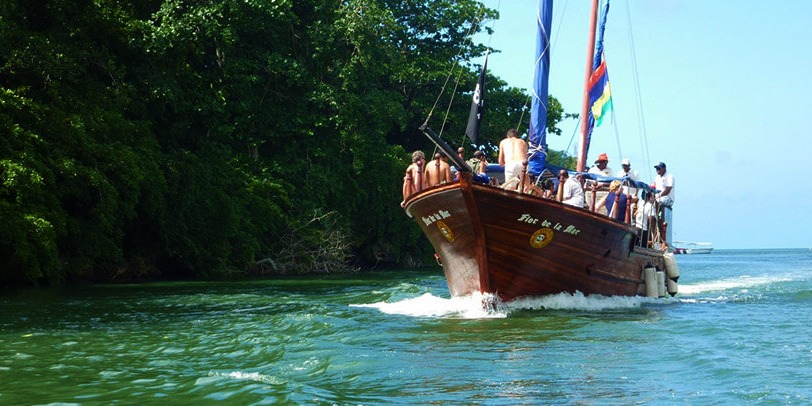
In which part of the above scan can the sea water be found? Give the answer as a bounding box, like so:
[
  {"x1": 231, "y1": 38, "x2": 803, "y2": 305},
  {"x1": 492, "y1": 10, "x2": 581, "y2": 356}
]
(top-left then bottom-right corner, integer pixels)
[{"x1": 1, "y1": 249, "x2": 811, "y2": 404}]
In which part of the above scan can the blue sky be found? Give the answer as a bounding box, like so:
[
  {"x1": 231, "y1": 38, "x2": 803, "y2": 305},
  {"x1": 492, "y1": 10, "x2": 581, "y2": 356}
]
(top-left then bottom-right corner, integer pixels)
[{"x1": 476, "y1": 0, "x2": 812, "y2": 249}]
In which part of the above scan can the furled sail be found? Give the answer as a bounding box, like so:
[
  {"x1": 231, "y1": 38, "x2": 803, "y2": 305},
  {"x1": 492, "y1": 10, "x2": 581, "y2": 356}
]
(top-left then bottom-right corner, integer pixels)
[{"x1": 527, "y1": 0, "x2": 553, "y2": 176}]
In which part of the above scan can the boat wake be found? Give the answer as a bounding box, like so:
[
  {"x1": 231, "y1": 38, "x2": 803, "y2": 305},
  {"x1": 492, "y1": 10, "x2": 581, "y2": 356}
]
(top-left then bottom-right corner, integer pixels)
[
  {"x1": 352, "y1": 292, "x2": 506, "y2": 319},
  {"x1": 507, "y1": 291, "x2": 659, "y2": 311},
  {"x1": 678, "y1": 274, "x2": 798, "y2": 296},
  {"x1": 353, "y1": 291, "x2": 665, "y2": 318},
  {"x1": 197, "y1": 371, "x2": 285, "y2": 386}
]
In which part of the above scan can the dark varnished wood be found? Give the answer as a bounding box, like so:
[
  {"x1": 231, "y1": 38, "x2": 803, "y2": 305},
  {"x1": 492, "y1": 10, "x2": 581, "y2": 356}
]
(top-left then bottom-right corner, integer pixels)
[{"x1": 404, "y1": 173, "x2": 668, "y2": 302}]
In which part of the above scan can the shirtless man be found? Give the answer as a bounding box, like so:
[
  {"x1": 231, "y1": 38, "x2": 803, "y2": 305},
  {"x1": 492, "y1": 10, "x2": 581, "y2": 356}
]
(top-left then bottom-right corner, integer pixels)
[
  {"x1": 401, "y1": 150, "x2": 426, "y2": 206},
  {"x1": 498, "y1": 128, "x2": 528, "y2": 183},
  {"x1": 424, "y1": 153, "x2": 453, "y2": 187}
]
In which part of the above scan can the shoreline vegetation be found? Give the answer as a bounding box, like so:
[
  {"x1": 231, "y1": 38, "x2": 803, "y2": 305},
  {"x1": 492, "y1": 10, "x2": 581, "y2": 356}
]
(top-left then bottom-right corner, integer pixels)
[{"x1": 1, "y1": 1, "x2": 577, "y2": 290}]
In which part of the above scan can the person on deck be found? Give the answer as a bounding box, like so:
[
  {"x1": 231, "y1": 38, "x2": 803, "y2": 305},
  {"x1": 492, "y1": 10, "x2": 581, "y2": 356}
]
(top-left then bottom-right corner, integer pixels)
[
  {"x1": 653, "y1": 162, "x2": 675, "y2": 208},
  {"x1": 558, "y1": 170, "x2": 585, "y2": 208},
  {"x1": 595, "y1": 180, "x2": 627, "y2": 221},
  {"x1": 635, "y1": 190, "x2": 655, "y2": 248},
  {"x1": 424, "y1": 153, "x2": 453, "y2": 187},
  {"x1": 651, "y1": 161, "x2": 675, "y2": 249},
  {"x1": 586, "y1": 152, "x2": 613, "y2": 191},
  {"x1": 498, "y1": 128, "x2": 528, "y2": 184},
  {"x1": 466, "y1": 150, "x2": 488, "y2": 175},
  {"x1": 401, "y1": 150, "x2": 426, "y2": 206},
  {"x1": 588, "y1": 153, "x2": 613, "y2": 178},
  {"x1": 450, "y1": 146, "x2": 466, "y2": 180},
  {"x1": 618, "y1": 158, "x2": 640, "y2": 196}
]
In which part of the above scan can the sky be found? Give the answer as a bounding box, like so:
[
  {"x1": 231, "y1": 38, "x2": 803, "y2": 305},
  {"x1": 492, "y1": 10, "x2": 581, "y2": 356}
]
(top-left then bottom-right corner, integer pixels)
[{"x1": 475, "y1": 0, "x2": 812, "y2": 249}]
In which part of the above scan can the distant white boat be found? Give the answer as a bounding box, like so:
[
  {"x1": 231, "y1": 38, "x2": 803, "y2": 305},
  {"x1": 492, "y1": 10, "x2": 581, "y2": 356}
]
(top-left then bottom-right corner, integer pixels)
[{"x1": 673, "y1": 241, "x2": 713, "y2": 255}]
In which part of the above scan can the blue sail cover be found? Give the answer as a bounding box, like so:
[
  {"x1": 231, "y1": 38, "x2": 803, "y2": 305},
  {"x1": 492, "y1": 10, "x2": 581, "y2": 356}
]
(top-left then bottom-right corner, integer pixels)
[{"x1": 527, "y1": 0, "x2": 553, "y2": 176}]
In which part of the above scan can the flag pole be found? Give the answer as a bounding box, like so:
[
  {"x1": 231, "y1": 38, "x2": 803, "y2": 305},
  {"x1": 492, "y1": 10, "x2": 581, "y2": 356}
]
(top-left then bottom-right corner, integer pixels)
[{"x1": 577, "y1": 0, "x2": 600, "y2": 172}]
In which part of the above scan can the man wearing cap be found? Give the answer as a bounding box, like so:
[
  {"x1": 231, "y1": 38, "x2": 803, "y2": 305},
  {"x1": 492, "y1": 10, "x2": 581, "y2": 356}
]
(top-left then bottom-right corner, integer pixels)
[
  {"x1": 619, "y1": 158, "x2": 640, "y2": 196},
  {"x1": 653, "y1": 162, "x2": 674, "y2": 207},
  {"x1": 652, "y1": 161, "x2": 675, "y2": 249},
  {"x1": 588, "y1": 152, "x2": 613, "y2": 178}
]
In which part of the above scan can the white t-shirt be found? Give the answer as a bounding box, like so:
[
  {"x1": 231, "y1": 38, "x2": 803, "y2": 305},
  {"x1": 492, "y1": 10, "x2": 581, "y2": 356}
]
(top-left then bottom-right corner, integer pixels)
[
  {"x1": 619, "y1": 168, "x2": 639, "y2": 195},
  {"x1": 654, "y1": 172, "x2": 675, "y2": 203},
  {"x1": 562, "y1": 178, "x2": 584, "y2": 207},
  {"x1": 588, "y1": 165, "x2": 613, "y2": 178},
  {"x1": 635, "y1": 201, "x2": 654, "y2": 230}
]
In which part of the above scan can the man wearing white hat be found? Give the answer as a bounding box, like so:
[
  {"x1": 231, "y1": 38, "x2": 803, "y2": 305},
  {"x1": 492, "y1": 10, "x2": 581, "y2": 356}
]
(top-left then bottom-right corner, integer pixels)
[{"x1": 618, "y1": 158, "x2": 639, "y2": 196}]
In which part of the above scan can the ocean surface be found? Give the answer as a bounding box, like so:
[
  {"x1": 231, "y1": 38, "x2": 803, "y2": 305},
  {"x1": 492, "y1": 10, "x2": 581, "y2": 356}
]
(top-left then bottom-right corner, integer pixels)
[{"x1": 1, "y1": 249, "x2": 811, "y2": 405}]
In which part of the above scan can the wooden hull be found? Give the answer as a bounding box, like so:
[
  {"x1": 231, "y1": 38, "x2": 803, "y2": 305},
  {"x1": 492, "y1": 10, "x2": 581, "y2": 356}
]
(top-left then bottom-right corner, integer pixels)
[{"x1": 404, "y1": 175, "x2": 671, "y2": 302}]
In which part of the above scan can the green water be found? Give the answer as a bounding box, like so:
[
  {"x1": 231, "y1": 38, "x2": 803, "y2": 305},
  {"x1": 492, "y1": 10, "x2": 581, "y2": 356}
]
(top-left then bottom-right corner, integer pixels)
[{"x1": 2, "y1": 251, "x2": 812, "y2": 404}]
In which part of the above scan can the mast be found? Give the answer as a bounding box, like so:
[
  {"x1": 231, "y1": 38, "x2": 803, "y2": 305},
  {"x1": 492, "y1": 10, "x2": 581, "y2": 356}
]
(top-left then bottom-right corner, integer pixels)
[{"x1": 577, "y1": 0, "x2": 600, "y2": 172}]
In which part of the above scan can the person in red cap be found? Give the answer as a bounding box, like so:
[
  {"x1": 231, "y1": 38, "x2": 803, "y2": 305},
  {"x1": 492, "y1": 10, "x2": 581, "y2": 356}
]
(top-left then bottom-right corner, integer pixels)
[{"x1": 588, "y1": 152, "x2": 613, "y2": 178}]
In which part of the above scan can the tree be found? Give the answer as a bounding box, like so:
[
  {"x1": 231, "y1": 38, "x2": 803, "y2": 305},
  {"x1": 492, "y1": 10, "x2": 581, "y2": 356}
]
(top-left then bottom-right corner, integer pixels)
[{"x1": 0, "y1": 0, "x2": 575, "y2": 288}]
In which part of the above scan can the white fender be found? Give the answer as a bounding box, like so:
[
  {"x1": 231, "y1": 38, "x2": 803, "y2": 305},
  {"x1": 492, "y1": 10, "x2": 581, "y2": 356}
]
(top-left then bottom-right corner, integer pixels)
[
  {"x1": 643, "y1": 265, "x2": 658, "y2": 298},
  {"x1": 663, "y1": 252, "x2": 679, "y2": 296},
  {"x1": 664, "y1": 252, "x2": 680, "y2": 281},
  {"x1": 667, "y1": 278, "x2": 678, "y2": 296},
  {"x1": 656, "y1": 270, "x2": 666, "y2": 298}
]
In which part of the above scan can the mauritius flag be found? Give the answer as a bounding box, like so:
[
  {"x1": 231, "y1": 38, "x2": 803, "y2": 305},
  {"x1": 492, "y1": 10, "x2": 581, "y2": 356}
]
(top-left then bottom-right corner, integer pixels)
[{"x1": 588, "y1": 58, "x2": 612, "y2": 127}]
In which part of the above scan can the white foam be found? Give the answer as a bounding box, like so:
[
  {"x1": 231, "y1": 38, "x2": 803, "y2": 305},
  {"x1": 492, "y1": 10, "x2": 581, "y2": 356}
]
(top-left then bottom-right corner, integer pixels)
[
  {"x1": 679, "y1": 274, "x2": 795, "y2": 295},
  {"x1": 506, "y1": 291, "x2": 649, "y2": 311},
  {"x1": 198, "y1": 371, "x2": 284, "y2": 385},
  {"x1": 352, "y1": 292, "x2": 506, "y2": 318},
  {"x1": 352, "y1": 291, "x2": 660, "y2": 317}
]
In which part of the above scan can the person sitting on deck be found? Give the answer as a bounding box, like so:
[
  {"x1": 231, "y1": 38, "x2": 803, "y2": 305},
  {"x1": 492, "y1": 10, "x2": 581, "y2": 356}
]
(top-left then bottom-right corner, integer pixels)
[
  {"x1": 619, "y1": 158, "x2": 640, "y2": 196},
  {"x1": 522, "y1": 174, "x2": 545, "y2": 196},
  {"x1": 635, "y1": 190, "x2": 655, "y2": 247},
  {"x1": 595, "y1": 180, "x2": 627, "y2": 221},
  {"x1": 401, "y1": 150, "x2": 426, "y2": 206},
  {"x1": 466, "y1": 150, "x2": 488, "y2": 175},
  {"x1": 558, "y1": 170, "x2": 585, "y2": 208},
  {"x1": 588, "y1": 153, "x2": 614, "y2": 177},
  {"x1": 541, "y1": 177, "x2": 556, "y2": 199},
  {"x1": 653, "y1": 161, "x2": 675, "y2": 208},
  {"x1": 424, "y1": 152, "x2": 453, "y2": 187},
  {"x1": 587, "y1": 152, "x2": 613, "y2": 190}
]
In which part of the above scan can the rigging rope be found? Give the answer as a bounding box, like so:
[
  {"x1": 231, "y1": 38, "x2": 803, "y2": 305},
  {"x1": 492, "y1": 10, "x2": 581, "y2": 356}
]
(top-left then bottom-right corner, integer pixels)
[
  {"x1": 422, "y1": 6, "x2": 489, "y2": 132},
  {"x1": 601, "y1": 52, "x2": 624, "y2": 164},
  {"x1": 624, "y1": 0, "x2": 653, "y2": 179}
]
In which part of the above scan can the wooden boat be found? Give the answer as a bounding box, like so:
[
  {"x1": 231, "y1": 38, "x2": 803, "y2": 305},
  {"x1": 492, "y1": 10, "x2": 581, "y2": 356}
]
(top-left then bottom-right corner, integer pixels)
[{"x1": 402, "y1": 0, "x2": 678, "y2": 303}]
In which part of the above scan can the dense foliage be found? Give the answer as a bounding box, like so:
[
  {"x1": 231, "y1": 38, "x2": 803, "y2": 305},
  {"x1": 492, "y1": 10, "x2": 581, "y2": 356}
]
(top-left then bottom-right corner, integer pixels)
[{"x1": 0, "y1": 0, "x2": 575, "y2": 287}]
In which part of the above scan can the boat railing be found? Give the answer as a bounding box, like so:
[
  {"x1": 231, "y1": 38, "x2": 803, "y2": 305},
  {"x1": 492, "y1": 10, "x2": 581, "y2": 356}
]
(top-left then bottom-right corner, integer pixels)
[{"x1": 403, "y1": 158, "x2": 671, "y2": 251}]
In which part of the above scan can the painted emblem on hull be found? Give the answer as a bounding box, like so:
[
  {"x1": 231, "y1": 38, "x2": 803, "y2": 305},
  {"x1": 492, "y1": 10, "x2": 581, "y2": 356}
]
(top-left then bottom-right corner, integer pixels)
[
  {"x1": 530, "y1": 227, "x2": 554, "y2": 248},
  {"x1": 436, "y1": 220, "x2": 455, "y2": 242}
]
